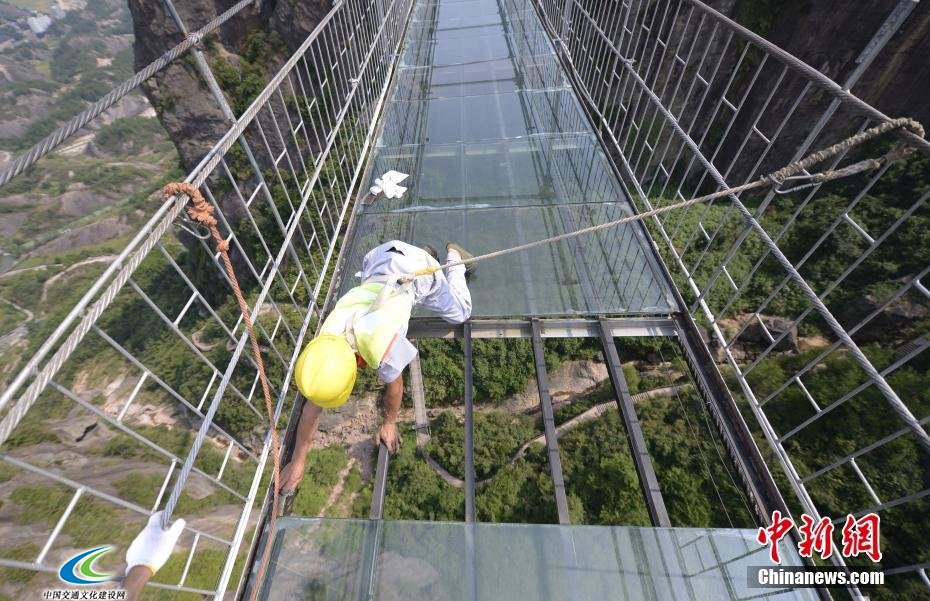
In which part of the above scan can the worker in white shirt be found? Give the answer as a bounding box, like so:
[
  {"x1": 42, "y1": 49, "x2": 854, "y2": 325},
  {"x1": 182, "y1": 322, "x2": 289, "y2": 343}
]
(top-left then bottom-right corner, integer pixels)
[{"x1": 279, "y1": 239, "x2": 474, "y2": 494}]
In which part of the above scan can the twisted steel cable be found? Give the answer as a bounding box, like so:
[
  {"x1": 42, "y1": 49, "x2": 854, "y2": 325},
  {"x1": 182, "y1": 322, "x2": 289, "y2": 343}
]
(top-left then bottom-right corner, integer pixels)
[{"x1": 0, "y1": 0, "x2": 257, "y2": 188}]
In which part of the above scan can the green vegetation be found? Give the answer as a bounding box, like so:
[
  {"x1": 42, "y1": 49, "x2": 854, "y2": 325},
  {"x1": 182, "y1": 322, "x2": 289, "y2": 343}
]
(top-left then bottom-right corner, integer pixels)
[
  {"x1": 2, "y1": 420, "x2": 61, "y2": 448},
  {"x1": 50, "y1": 38, "x2": 98, "y2": 83},
  {"x1": 10, "y1": 484, "x2": 127, "y2": 548},
  {"x1": 418, "y1": 337, "x2": 601, "y2": 406},
  {"x1": 113, "y1": 470, "x2": 241, "y2": 517},
  {"x1": 0, "y1": 297, "x2": 27, "y2": 334},
  {"x1": 97, "y1": 425, "x2": 258, "y2": 498},
  {"x1": 285, "y1": 444, "x2": 370, "y2": 519},
  {"x1": 292, "y1": 446, "x2": 347, "y2": 516},
  {"x1": 651, "y1": 152, "x2": 930, "y2": 339},
  {"x1": 385, "y1": 432, "x2": 465, "y2": 521},
  {"x1": 426, "y1": 411, "x2": 537, "y2": 480},
  {"x1": 0, "y1": 542, "x2": 40, "y2": 586},
  {"x1": 739, "y1": 345, "x2": 930, "y2": 600},
  {"x1": 208, "y1": 31, "x2": 287, "y2": 115},
  {"x1": 638, "y1": 150, "x2": 930, "y2": 599},
  {"x1": 150, "y1": 546, "x2": 248, "y2": 600},
  {"x1": 384, "y1": 336, "x2": 755, "y2": 529},
  {"x1": 93, "y1": 116, "x2": 174, "y2": 156},
  {"x1": 0, "y1": 392, "x2": 67, "y2": 450},
  {"x1": 0, "y1": 461, "x2": 17, "y2": 483}
]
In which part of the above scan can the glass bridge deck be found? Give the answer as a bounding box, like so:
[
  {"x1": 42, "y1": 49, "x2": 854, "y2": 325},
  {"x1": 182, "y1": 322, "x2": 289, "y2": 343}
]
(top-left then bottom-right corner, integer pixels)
[
  {"x1": 338, "y1": 0, "x2": 673, "y2": 317},
  {"x1": 260, "y1": 518, "x2": 818, "y2": 600}
]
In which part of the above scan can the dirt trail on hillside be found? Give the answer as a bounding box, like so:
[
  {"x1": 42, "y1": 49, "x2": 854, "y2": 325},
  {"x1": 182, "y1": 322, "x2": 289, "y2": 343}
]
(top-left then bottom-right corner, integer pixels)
[
  {"x1": 319, "y1": 458, "x2": 357, "y2": 516},
  {"x1": 40, "y1": 255, "x2": 116, "y2": 303}
]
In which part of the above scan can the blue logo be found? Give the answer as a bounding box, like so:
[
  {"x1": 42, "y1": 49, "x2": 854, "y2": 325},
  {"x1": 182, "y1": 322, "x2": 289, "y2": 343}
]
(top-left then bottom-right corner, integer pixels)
[{"x1": 58, "y1": 546, "x2": 114, "y2": 585}]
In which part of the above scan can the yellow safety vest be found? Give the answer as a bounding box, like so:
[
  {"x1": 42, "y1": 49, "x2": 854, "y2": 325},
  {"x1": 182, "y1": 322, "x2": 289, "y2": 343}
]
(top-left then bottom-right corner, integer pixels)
[{"x1": 319, "y1": 283, "x2": 414, "y2": 368}]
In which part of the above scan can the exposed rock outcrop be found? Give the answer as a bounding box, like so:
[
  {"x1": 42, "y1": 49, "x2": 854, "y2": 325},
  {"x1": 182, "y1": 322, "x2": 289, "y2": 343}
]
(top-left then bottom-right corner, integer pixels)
[
  {"x1": 128, "y1": 0, "x2": 332, "y2": 172},
  {"x1": 741, "y1": 314, "x2": 798, "y2": 351},
  {"x1": 713, "y1": 313, "x2": 799, "y2": 363},
  {"x1": 128, "y1": 0, "x2": 334, "y2": 277},
  {"x1": 715, "y1": 1, "x2": 930, "y2": 179},
  {"x1": 839, "y1": 291, "x2": 930, "y2": 343},
  {"x1": 26, "y1": 216, "x2": 133, "y2": 258},
  {"x1": 628, "y1": 1, "x2": 930, "y2": 186},
  {"x1": 265, "y1": 0, "x2": 331, "y2": 52}
]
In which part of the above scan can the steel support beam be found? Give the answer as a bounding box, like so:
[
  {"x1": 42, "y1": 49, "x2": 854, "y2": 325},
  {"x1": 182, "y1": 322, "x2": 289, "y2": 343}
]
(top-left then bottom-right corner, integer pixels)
[
  {"x1": 408, "y1": 316, "x2": 677, "y2": 339},
  {"x1": 464, "y1": 323, "x2": 478, "y2": 601},
  {"x1": 530, "y1": 319, "x2": 571, "y2": 524},
  {"x1": 370, "y1": 444, "x2": 390, "y2": 520},
  {"x1": 598, "y1": 317, "x2": 671, "y2": 527},
  {"x1": 672, "y1": 314, "x2": 789, "y2": 523},
  {"x1": 363, "y1": 445, "x2": 388, "y2": 601},
  {"x1": 464, "y1": 323, "x2": 477, "y2": 522},
  {"x1": 409, "y1": 351, "x2": 430, "y2": 445},
  {"x1": 360, "y1": 511, "x2": 384, "y2": 601}
]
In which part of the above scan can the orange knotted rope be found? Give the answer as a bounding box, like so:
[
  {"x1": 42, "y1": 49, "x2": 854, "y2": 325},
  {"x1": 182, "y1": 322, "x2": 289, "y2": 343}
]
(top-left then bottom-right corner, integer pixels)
[{"x1": 163, "y1": 182, "x2": 281, "y2": 600}]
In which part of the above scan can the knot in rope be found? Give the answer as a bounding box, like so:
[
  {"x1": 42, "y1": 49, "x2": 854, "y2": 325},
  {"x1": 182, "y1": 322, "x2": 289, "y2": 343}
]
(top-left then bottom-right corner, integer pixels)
[
  {"x1": 764, "y1": 117, "x2": 924, "y2": 186},
  {"x1": 163, "y1": 182, "x2": 219, "y2": 228}
]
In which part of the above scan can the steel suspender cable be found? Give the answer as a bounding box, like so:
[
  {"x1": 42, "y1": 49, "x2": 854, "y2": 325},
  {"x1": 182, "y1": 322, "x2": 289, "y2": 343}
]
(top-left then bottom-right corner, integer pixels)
[{"x1": 161, "y1": 183, "x2": 282, "y2": 601}]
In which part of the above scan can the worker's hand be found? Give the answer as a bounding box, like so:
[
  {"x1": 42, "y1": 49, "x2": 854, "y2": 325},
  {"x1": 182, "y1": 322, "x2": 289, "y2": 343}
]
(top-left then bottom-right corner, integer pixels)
[
  {"x1": 375, "y1": 422, "x2": 402, "y2": 454},
  {"x1": 279, "y1": 459, "x2": 306, "y2": 496},
  {"x1": 125, "y1": 511, "x2": 185, "y2": 574}
]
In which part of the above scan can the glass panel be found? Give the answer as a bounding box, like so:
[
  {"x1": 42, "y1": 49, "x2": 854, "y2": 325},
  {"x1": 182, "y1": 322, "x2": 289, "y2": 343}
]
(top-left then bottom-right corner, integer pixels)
[
  {"x1": 395, "y1": 62, "x2": 525, "y2": 101},
  {"x1": 345, "y1": 0, "x2": 672, "y2": 315},
  {"x1": 366, "y1": 134, "x2": 629, "y2": 211},
  {"x1": 402, "y1": 26, "x2": 555, "y2": 67},
  {"x1": 339, "y1": 204, "x2": 671, "y2": 316},
  {"x1": 378, "y1": 90, "x2": 588, "y2": 146},
  {"x1": 263, "y1": 518, "x2": 821, "y2": 601}
]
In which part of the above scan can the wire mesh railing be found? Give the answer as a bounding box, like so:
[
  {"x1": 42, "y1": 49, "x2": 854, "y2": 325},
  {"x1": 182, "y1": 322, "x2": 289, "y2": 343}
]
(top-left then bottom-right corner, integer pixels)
[
  {"x1": 530, "y1": 0, "x2": 930, "y2": 591},
  {"x1": 0, "y1": 0, "x2": 413, "y2": 596}
]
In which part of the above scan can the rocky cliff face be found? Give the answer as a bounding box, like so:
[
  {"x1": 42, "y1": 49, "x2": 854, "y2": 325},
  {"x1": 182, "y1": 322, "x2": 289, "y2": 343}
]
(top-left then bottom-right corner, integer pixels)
[
  {"x1": 705, "y1": 0, "x2": 930, "y2": 181},
  {"x1": 127, "y1": 0, "x2": 331, "y2": 172},
  {"x1": 745, "y1": 0, "x2": 930, "y2": 127}
]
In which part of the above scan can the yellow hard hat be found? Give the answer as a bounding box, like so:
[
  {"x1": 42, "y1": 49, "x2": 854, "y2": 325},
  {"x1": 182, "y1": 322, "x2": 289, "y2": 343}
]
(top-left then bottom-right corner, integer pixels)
[{"x1": 294, "y1": 334, "x2": 357, "y2": 408}]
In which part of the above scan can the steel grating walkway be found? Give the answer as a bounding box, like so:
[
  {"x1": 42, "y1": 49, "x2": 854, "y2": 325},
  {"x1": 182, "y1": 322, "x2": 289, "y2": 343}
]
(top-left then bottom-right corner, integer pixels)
[{"x1": 335, "y1": 0, "x2": 673, "y2": 317}]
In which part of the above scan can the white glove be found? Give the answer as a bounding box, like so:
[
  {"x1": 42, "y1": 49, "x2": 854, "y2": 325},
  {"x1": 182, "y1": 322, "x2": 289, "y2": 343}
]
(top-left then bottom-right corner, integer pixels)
[
  {"x1": 382, "y1": 182, "x2": 407, "y2": 199},
  {"x1": 125, "y1": 511, "x2": 186, "y2": 573},
  {"x1": 369, "y1": 171, "x2": 409, "y2": 198}
]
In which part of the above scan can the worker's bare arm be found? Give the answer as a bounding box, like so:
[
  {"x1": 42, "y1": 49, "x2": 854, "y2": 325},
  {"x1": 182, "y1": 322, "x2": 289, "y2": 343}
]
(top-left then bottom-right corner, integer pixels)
[
  {"x1": 375, "y1": 375, "x2": 403, "y2": 453},
  {"x1": 123, "y1": 565, "x2": 153, "y2": 601},
  {"x1": 279, "y1": 400, "x2": 323, "y2": 493}
]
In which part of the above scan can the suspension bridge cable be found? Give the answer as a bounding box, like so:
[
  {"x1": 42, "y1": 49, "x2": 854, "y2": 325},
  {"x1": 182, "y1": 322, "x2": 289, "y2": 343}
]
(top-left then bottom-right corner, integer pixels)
[{"x1": 0, "y1": 0, "x2": 257, "y2": 188}]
